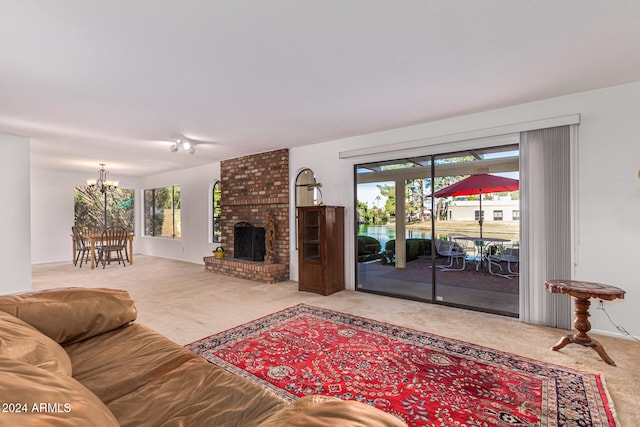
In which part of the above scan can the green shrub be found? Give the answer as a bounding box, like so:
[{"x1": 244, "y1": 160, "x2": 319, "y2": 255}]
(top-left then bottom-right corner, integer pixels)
[
  {"x1": 357, "y1": 235, "x2": 382, "y2": 262},
  {"x1": 357, "y1": 235, "x2": 381, "y2": 256},
  {"x1": 383, "y1": 238, "x2": 432, "y2": 264}
]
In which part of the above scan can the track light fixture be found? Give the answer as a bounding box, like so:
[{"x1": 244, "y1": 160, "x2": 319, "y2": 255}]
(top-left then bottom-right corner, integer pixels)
[{"x1": 170, "y1": 138, "x2": 196, "y2": 155}]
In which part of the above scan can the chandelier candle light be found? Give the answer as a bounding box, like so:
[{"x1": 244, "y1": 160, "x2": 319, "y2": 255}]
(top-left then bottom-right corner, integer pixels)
[{"x1": 87, "y1": 164, "x2": 119, "y2": 194}]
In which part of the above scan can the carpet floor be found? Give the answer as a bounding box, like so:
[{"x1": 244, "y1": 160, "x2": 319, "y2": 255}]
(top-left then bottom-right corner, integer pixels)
[{"x1": 31, "y1": 255, "x2": 640, "y2": 425}]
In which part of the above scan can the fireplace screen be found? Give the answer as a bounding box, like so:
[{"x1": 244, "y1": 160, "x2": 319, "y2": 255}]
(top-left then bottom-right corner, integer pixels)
[{"x1": 234, "y1": 222, "x2": 266, "y2": 261}]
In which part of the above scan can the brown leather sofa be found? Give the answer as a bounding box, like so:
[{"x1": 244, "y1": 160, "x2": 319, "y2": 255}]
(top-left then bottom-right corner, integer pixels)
[{"x1": 0, "y1": 288, "x2": 406, "y2": 426}]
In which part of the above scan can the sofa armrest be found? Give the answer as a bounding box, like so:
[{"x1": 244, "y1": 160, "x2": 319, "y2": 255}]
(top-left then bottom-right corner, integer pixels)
[
  {"x1": 257, "y1": 395, "x2": 408, "y2": 427},
  {"x1": 0, "y1": 288, "x2": 137, "y2": 344},
  {"x1": 0, "y1": 356, "x2": 120, "y2": 427}
]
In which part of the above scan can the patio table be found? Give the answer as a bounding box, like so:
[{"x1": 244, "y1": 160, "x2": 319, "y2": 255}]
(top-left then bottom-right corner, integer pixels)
[{"x1": 453, "y1": 236, "x2": 510, "y2": 270}]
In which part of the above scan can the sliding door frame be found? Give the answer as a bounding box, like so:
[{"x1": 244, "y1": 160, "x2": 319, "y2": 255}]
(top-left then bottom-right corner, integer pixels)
[{"x1": 349, "y1": 115, "x2": 580, "y2": 324}]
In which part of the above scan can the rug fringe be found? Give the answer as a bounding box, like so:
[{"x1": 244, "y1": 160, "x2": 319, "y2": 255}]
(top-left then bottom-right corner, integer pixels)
[{"x1": 599, "y1": 375, "x2": 620, "y2": 427}]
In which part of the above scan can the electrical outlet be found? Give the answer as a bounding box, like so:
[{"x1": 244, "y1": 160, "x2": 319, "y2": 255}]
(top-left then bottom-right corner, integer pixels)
[{"x1": 436, "y1": 296, "x2": 444, "y2": 301}]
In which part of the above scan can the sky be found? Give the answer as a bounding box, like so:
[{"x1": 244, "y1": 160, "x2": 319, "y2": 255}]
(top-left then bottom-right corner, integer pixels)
[{"x1": 356, "y1": 170, "x2": 519, "y2": 208}]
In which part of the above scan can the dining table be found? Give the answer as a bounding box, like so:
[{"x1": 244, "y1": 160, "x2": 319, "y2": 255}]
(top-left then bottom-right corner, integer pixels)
[{"x1": 72, "y1": 232, "x2": 134, "y2": 269}]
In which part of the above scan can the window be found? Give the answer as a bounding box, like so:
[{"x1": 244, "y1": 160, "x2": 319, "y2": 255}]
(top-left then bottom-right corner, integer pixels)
[
  {"x1": 493, "y1": 210, "x2": 503, "y2": 221},
  {"x1": 212, "y1": 181, "x2": 221, "y2": 243},
  {"x1": 295, "y1": 168, "x2": 319, "y2": 249},
  {"x1": 74, "y1": 187, "x2": 135, "y2": 232},
  {"x1": 295, "y1": 168, "x2": 318, "y2": 207},
  {"x1": 512, "y1": 210, "x2": 520, "y2": 221},
  {"x1": 474, "y1": 210, "x2": 485, "y2": 221},
  {"x1": 144, "y1": 185, "x2": 181, "y2": 238}
]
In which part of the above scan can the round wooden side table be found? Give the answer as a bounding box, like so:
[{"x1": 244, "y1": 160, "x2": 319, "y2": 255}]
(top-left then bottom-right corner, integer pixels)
[{"x1": 545, "y1": 279, "x2": 625, "y2": 366}]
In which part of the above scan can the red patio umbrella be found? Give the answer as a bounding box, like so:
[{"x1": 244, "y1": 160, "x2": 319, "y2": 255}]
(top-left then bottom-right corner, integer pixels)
[{"x1": 433, "y1": 173, "x2": 519, "y2": 237}]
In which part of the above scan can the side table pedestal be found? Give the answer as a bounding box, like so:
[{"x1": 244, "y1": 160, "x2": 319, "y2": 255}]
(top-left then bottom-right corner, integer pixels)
[{"x1": 545, "y1": 280, "x2": 625, "y2": 366}]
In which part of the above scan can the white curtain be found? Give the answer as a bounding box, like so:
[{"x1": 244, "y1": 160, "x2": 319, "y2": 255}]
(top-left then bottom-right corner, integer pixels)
[{"x1": 519, "y1": 126, "x2": 573, "y2": 328}]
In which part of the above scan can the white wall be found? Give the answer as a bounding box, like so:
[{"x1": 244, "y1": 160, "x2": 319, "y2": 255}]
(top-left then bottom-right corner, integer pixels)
[
  {"x1": 23, "y1": 81, "x2": 640, "y2": 338},
  {"x1": 289, "y1": 81, "x2": 640, "y2": 339},
  {"x1": 30, "y1": 163, "x2": 220, "y2": 266},
  {"x1": 137, "y1": 163, "x2": 221, "y2": 263},
  {"x1": 289, "y1": 147, "x2": 357, "y2": 282},
  {"x1": 0, "y1": 133, "x2": 31, "y2": 294},
  {"x1": 30, "y1": 169, "x2": 141, "y2": 264}
]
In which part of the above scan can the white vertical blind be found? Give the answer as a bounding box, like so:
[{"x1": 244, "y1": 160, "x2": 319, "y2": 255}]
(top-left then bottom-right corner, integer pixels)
[{"x1": 519, "y1": 126, "x2": 572, "y2": 328}]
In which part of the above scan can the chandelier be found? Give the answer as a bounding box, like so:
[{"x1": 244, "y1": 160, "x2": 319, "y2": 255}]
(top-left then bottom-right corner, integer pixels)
[
  {"x1": 86, "y1": 164, "x2": 119, "y2": 193},
  {"x1": 169, "y1": 138, "x2": 196, "y2": 155}
]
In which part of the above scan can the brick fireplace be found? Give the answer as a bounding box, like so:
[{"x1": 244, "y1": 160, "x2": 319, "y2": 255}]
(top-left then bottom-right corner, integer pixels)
[{"x1": 203, "y1": 149, "x2": 289, "y2": 283}]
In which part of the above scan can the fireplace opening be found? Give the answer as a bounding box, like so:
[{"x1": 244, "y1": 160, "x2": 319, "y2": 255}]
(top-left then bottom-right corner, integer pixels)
[{"x1": 234, "y1": 222, "x2": 266, "y2": 261}]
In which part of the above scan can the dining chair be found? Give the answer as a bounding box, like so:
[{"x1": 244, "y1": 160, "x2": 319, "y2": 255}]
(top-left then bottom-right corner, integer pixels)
[
  {"x1": 71, "y1": 226, "x2": 90, "y2": 268},
  {"x1": 97, "y1": 227, "x2": 128, "y2": 268}
]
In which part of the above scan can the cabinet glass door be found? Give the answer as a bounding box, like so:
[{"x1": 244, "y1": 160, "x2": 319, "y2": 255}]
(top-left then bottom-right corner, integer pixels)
[{"x1": 302, "y1": 210, "x2": 321, "y2": 261}]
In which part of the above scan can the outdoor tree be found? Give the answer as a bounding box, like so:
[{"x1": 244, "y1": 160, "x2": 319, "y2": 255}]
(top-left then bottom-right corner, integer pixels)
[
  {"x1": 74, "y1": 187, "x2": 134, "y2": 232},
  {"x1": 377, "y1": 184, "x2": 396, "y2": 219},
  {"x1": 356, "y1": 200, "x2": 371, "y2": 225},
  {"x1": 144, "y1": 186, "x2": 180, "y2": 237}
]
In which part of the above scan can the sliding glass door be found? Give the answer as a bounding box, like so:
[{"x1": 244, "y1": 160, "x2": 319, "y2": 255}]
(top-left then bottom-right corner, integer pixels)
[
  {"x1": 356, "y1": 170, "x2": 434, "y2": 300},
  {"x1": 355, "y1": 143, "x2": 520, "y2": 316}
]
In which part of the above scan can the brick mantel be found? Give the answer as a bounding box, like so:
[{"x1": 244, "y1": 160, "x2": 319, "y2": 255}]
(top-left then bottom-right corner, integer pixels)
[{"x1": 205, "y1": 148, "x2": 290, "y2": 282}]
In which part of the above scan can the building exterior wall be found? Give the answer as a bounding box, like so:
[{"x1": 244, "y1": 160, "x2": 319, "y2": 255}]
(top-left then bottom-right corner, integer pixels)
[{"x1": 449, "y1": 199, "x2": 520, "y2": 222}]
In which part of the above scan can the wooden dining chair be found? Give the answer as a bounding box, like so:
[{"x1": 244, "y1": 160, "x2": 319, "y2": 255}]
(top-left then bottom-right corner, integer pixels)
[
  {"x1": 71, "y1": 226, "x2": 90, "y2": 268},
  {"x1": 97, "y1": 227, "x2": 128, "y2": 268}
]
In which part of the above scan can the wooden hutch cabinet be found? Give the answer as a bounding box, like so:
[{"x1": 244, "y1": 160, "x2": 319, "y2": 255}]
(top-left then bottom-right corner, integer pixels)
[{"x1": 297, "y1": 205, "x2": 345, "y2": 295}]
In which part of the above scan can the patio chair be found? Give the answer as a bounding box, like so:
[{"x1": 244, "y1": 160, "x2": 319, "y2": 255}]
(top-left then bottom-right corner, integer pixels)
[
  {"x1": 446, "y1": 234, "x2": 483, "y2": 269},
  {"x1": 487, "y1": 243, "x2": 519, "y2": 278},
  {"x1": 435, "y1": 238, "x2": 467, "y2": 271}
]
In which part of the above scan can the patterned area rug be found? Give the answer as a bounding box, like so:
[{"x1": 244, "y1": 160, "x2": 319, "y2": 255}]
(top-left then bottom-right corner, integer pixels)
[{"x1": 187, "y1": 304, "x2": 617, "y2": 427}]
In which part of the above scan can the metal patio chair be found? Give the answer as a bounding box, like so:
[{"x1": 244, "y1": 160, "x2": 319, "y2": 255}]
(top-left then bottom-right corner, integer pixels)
[
  {"x1": 435, "y1": 238, "x2": 467, "y2": 271},
  {"x1": 487, "y1": 243, "x2": 519, "y2": 278}
]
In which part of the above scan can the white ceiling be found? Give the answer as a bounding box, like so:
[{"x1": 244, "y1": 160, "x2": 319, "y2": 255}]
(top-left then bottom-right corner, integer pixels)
[{"x1": 2, "y1": 1, "x2": 640, "y2": 176}]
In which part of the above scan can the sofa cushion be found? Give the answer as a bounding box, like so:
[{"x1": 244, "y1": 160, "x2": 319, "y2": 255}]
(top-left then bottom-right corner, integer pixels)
[
  {"x1": 257, "y1": 395, "x2": 408, "y2": 427},
  {"x1": 107, "y1": 357, "x2": 288, "y2": 427},
  {"x1": 0, "y1": 310, "x2": 72, "y2": 376},
  {"x1": 64, "y1": 323, "x2": 288, "y2": 427},
  {"x1": 63, "y1": 323, "x2": 197, "y2": 404},
  {"x1": 0, "y1": 357, "x2": 119, "y2": 427},
  {"x1": 0, "y1": 287, "x2": 136, "y2": 344}
]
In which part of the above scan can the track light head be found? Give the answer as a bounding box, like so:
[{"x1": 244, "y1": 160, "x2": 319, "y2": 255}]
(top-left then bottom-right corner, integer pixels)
[{"x1": 169, "y1": 138, "x2": 196, "y2": 155}]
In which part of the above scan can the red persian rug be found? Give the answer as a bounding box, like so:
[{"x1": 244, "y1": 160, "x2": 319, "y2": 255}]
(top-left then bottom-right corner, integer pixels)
[{"x1": 187, "y1": 304, "x2": 618, "y2": 427}]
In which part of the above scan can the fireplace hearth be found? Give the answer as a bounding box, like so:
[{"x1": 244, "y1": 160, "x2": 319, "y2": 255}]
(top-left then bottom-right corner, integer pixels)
[{"x1": 234, "y1": 222, "x2": 265, "y2": 261}]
